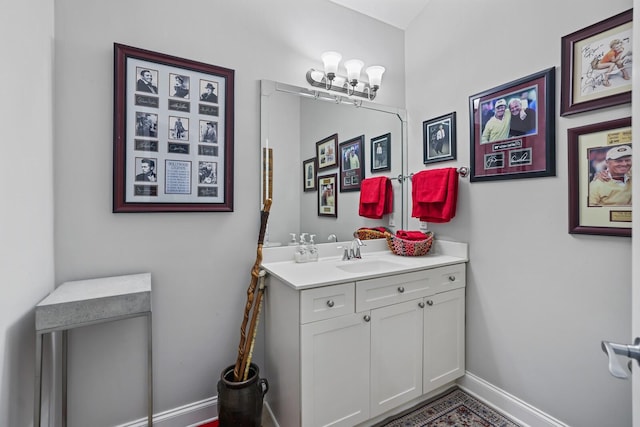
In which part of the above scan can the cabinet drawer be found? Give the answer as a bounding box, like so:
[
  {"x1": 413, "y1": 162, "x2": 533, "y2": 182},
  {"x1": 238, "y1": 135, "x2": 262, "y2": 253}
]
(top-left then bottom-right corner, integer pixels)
[
  {"x1": 301, "y1": 283, "x2": 355, "y2": 324},
  {"x1": 356, "y1": 270, "x2": 434, "y2": 312},
  {"x1": 431, "y1": 264, "x2": 466, "y2": 294}
]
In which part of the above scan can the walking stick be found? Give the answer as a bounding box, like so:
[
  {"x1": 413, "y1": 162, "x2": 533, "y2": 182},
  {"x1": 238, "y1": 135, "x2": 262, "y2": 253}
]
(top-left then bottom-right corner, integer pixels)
[
  {"x1": 233, "y1": 199, "x2": 272, "y2": 382},
  {"x1": 241, "y1": 270, "x2": 266, "y2": 380}
]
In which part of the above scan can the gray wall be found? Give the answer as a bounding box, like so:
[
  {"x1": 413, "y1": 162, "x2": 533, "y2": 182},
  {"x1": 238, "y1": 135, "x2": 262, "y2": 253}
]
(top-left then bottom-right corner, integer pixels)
[
  {"x1": 0, "y1": 1, "x2": 55, "y2": 426},
  {"x1": 405, "y1": 1, "x2": 632, "y2": 426},
  {"x1": 53, "y1": 1, "x2": 404, "y2": 425}
]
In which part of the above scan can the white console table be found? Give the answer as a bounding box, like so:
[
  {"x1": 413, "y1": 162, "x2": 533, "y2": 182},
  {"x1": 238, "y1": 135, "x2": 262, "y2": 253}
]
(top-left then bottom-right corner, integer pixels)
[{"x1": 34, "y1": 273, "x2": 153, "y2": 426}]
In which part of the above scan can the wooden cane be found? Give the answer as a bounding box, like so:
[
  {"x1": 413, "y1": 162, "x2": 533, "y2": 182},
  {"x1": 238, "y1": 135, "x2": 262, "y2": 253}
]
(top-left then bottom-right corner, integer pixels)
[
  {"x1": 241, "y1": 270, "x2": 266, "y2": 381},
  {"x1": 233, "y1": 199, "x2": 272, "y2": 382}
]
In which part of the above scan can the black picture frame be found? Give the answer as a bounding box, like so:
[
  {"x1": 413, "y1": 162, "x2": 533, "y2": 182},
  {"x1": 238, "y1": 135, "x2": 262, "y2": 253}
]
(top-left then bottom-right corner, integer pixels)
[
  {"x1": 567, "y1": 117, "x2": 631, "y2": 237},
  {"x1": 316, "y1": 133, "x2": 339, "y2": 171},
  {"x1": 560, "y1": 9, "x2": 632, "y2": 116},
  {"x1": 423, "y1": 112, "x2": 457, "y2": 164},
  {"x1": 113, "y1": 43, "x2": 235, "y2": 212},
  {"x1": 302, "y1": 157, "x2": 317, "y2": 192},
  {"x1": 339, "y1": 135, "x2": 365, "y2": 192},
  {"x1": 371, "y1": 133, "x2": 391, "y2": 173},
  {"x1": 317, "y1": 173, "x2": 338, "y2": 217},
  {"x1": 468, "y1": 67, "x2": 556, "y2": 183}
]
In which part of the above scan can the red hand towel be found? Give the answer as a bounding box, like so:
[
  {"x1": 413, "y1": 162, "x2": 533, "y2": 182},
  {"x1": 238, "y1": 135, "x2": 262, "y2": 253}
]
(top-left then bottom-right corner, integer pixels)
[
  {"x1": 359, "y1": 177, "x2": 393, "y2": 219},
  {"x1": 411, "y1": 168, "x2": 458, "y2": 223},
  {"x1": 396, "y1": 230, "x2": 429, "y2": 241}
]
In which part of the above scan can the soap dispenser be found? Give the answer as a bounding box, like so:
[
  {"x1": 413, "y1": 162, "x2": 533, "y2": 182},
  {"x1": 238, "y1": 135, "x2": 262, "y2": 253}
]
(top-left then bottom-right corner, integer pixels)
[
  {"x1": 308, "y1": 234, "x2": 318, "y2": 262},
  {"x1": 288, "y1": 233, "x2": 297, "y2": 246},
  {"x1": 294, "y1": 234, "x2": 308, "y2": 263}
]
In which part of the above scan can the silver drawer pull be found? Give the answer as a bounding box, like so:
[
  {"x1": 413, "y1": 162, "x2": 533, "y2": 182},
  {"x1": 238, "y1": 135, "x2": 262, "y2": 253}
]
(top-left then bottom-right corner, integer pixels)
[
  {"x1": 448, "y1": 276, "x2": 455, "y2": 281},
  {"x1": 363, "y1": 315, "x2": 371, "y2": 322},
  {"x1": 326, "y1": 300, "x2": 335, "y2": 308},
  {"x1": 426, "y1": 300, "x2": 434, "y2": 306},
  {"x1": 397, "y1": 286, "x2": 405, "y2": 293},
  {"x1": 418, "y1": 302, "x2": 425, "y2": 308}
]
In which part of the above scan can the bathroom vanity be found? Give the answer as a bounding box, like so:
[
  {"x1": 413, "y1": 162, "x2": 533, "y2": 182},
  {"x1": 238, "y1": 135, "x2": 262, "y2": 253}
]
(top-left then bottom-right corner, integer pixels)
[{"x1": 261, "y1": 239, "x2": 468, "y2": 427}]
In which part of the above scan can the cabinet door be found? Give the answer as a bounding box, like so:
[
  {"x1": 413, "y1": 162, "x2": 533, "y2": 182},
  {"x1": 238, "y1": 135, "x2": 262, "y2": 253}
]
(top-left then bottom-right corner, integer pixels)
[
  {"x1": 370, "y1": 300, "x2": 423, "y2": 418},
  {"x1": 423, "y1": 288, "x2": 465, "y2": 394},
  {"x1": 301, "y1": 313, "x2": 370, "y2": 427}
]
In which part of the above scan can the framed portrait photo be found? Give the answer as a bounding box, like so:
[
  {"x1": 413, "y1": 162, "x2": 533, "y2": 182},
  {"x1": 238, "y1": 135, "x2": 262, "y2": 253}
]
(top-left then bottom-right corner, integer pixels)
[
  {"x1": 568, "y1": 117, "x2": 631, "y2": 237},
  {"x1": 316, "y1": 133, "x2": 339, "y2": 171},
  {"x1": 468, "y1": 67, "x2": 555, "y2": 183},
  {"x1": 561, "y1": 9, "x2": 632, "y2": 116},
  {"x1": 113, "y1": 43, "x2": 235, "y2": 212},
  {"x1": 371, "y1": 133, "x2": 391, "y2": 173},
  {"x1": 339, "y1": 135, "x2": 364, "y2": 192},
  {"x1": 318, "y1": 174, "x2": 338, "y2": 217},
  {"x1": 302, "y1": 157, "x2": 317, "y2": 192},
  {"x1": 423, "y1": 112, "x2": 457, "y2": 164}
]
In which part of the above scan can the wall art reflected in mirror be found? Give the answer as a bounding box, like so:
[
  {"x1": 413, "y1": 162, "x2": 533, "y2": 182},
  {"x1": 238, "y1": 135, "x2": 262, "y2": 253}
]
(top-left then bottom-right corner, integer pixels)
[{"x1": 260, "y1": 80, "x2": 407, "y2": 246}]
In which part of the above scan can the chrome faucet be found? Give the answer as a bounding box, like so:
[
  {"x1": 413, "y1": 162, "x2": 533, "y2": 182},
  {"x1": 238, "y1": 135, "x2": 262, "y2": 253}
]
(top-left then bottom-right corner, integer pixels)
[
  {"x1": 349, "y1": 232, "x2": 365, "y2": 259},
  {"x1": 328, "y1": 234, "x2": 337, "y2": 243}
]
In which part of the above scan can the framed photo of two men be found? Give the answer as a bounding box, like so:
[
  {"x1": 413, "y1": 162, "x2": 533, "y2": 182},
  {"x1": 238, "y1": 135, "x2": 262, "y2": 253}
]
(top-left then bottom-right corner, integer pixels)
[
  {"x1": 568, "y1": 117, "x2": 631, "y2": 237},
  {"x1": 113, "y1": 43, "x2": 235, "y2": 212},
  {"x1": 468, "y1": 67, "x2": 556, "y2": 183}
]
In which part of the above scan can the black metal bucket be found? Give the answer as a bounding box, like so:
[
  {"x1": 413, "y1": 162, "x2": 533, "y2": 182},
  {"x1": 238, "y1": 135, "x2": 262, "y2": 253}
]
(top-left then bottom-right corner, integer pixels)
[{"x1": 217, "y1": 363, "x2": 269, "y2": 427}]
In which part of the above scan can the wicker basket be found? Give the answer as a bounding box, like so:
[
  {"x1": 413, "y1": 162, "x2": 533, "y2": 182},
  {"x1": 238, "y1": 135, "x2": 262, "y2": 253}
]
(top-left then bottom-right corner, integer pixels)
[
  {"x1": 386, "y1": 232, "x2": 434, "y2": 256},
  {"x1": 356, "y1": 228, "x2": 390, "y2": 240}
]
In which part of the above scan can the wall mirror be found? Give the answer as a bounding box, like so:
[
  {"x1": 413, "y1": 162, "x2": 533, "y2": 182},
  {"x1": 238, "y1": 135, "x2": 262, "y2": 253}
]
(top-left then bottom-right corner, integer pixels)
[{"x1": 260, "y1": 80, "x2": 407, "y2": 246}]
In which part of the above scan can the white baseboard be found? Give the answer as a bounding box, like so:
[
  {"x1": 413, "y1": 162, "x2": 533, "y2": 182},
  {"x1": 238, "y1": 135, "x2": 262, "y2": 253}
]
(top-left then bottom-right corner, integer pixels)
[
  {"x1": 457, "y1": 372, "x2": 571, "y2": 427},
  {"x1": 114, "y1": 396, "x2": 218, "y2": 427}
]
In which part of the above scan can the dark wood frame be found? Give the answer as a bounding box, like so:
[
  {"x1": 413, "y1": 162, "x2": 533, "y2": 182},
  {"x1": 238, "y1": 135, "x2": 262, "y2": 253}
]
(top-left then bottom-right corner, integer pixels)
[
  {"x1": 316, "y1": 133, "x2": 339, "y2": 171},
  {"x1": 339, "y1": 135, "x2": 365, "y2": 192},
  {"x1": 468, "y1": 67, "x2": 556, "y2": 183},
  {"x1": 560, "y1": 9, "x2": 632, "y2": 116},
  {"x1": 317, "y1": 173, "x2": 338, "y2": 217},
  {"x1": 302, "y1": 157, "x2": 317, "y2": 192},
  {"x1": 371, "y1": 133, "x2": 391, "y2": 173},
  {"x1": 113, "y1": 43, "x2": 235, "y2": 212},
  {"x1": 568, "y1": 117, "x2": 631, "y2": 237},
  {"x1": 423, "y1": 112, "x2": 457, "y2": 165}
]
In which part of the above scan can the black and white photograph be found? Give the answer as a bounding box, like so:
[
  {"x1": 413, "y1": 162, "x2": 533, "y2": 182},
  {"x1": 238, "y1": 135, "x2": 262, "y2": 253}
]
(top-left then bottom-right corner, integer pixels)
[
  {"x1": 169, "y1": 116, "x2": 189, "y2": 140},
  {"x1": 198, "y1": 161, "x2": 217, "y2": 184},
  {"x1": 200, "y1": 80, "x2": 218, "y2": 103},
  {"x1": 170, "y1": 73, "x2": 190, "y2": 98},
  {"x1": 371, "y1": 133, "x2": 391, "y2": 173},
  {"x1": 423, "y1": 112, "x2": 456, "y2": 164},
  {"x1": 136, "y1": 67, "x2": 158, "y2": 94},
  {"x1": 135, "y1": 112, "x2": 158, "y2": 138},
  {"x1": 200, "y1": 120, "x2": 218, "y2": 143},
  {"x1": 135, "y1": 157, "x2": 157, "y2": 182}
]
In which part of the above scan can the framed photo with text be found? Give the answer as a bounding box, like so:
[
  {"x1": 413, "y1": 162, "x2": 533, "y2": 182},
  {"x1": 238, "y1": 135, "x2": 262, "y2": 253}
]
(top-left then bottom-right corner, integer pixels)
[
  {"x1": 561, "y1": 9, "x2": 632, "y2": 116},
  {"x1": 468, "y1": 67, "x2": 555, "y2": 183},
  {"x1": 317, "y1": 174, "x2": 337, "y2": 217},
  {"x1": 423, "y1": 112, "x2": 456, "y2": 165},
  {"x1": 303, "y1": 157, "x2": 317, "y2": 192},
  {"x1": 316, "y1": 133, "x2": 338, "y2": 171},
  {"x1": 371, "y1": 133, "x2": 391, "y2": 173},
  {"x1": 113, "y1": 43, "x2": 235, "y2": 212},
  {"x1": 568, "y1": 117, "x2": 631, "y2": 237},
  {"x1": 339, "y1": 135, "x2": 364, "y2": 192}
]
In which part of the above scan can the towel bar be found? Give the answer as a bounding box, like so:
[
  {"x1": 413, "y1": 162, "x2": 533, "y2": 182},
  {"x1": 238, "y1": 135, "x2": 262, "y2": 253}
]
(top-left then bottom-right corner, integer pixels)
[{"x1": 391, "y1": 167, "x2": 469, "y2": 183}]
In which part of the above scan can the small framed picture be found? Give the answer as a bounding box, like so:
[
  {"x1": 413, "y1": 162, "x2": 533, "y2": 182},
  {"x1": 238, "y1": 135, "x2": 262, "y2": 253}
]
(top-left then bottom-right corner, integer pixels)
[
  {"x1": 318, "y1": 174, "x2": 338, "y2": 217},
  {"x1": 568, "y1": 117, "x2": 631, "y2": 237},
  {"x1": 302, "y1": 157, "x2": 317, "y2": 192},
  {"x1": 560, "y1": 9, "x2": 632, "y2": 116},
  {"x1": 423, "y1": 112, "x2": 456, "y2": 164},
  {"x1": 316, "y1": 134, "x2": 339, "y2": 171},
  {"x1": 371, "y1": 133, "x2": 391, "y2": 173},
  {"x1": 339, "y1": 135, "x2": 364, "y2": 192}
]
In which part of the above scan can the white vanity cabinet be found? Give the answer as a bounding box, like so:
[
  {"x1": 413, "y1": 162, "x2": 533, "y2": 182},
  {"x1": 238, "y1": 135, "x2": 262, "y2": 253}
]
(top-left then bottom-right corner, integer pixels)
[{"x1": 263, "y1": 257, "x2": 467, "y2": 427}]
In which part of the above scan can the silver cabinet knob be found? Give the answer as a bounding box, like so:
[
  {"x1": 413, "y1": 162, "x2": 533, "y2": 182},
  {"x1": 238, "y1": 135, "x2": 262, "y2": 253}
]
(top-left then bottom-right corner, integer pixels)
[
  {"x1": 326, "y1": 300, "x2": 335, "y2": 308},
  {"x1": 448, "y1": 276, "x2": 455, "y2": 281},
  {"x1": 418, "y1": 302, "x2": 425, "y2": 308},
  {"x1": 397, "y1": 286, "x2": 405, "y2": 293},
  {"x1": 363, "y1": 315, "x2": 371, "y2": 322},
  {"x1": 426, "y1": 300, "x2": 434, "y2": 306}
]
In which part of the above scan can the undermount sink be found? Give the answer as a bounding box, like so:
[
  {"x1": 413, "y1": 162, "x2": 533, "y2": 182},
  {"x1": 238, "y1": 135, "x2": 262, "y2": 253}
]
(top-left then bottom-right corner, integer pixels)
[{"x1": 335, "y1": 259, "x2": 405, "y2": 273}]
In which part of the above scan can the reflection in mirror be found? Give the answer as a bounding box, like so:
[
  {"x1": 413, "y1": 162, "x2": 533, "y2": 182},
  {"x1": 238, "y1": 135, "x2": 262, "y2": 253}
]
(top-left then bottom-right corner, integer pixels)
[{"x1": 260, "y1": 80, "x2": 407, "y2": 246}]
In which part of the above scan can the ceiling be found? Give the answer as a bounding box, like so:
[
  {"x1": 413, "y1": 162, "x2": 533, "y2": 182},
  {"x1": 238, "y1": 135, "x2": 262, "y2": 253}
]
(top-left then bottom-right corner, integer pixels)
[{"x1": 327, "y1": 0, "x2": 431, "y2": 30}]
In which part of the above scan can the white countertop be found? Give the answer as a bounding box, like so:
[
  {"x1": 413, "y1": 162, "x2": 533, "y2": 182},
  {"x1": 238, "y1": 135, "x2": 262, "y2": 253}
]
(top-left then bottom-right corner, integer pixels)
[{"x1": 261, "y1": 239, "x2": 468, "y2": 290}]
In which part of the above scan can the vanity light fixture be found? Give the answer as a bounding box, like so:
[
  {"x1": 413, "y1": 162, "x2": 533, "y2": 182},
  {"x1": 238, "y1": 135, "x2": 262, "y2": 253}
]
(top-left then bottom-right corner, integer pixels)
[{"x1": 306, "y1": 51, "x2": 385, "y2": 100}]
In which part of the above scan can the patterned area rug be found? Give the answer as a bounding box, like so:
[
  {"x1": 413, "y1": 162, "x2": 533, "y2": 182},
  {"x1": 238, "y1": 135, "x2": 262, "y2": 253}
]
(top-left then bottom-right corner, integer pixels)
[{"x1": 379, "y1": 387, "x2": 521, "y2": 427}]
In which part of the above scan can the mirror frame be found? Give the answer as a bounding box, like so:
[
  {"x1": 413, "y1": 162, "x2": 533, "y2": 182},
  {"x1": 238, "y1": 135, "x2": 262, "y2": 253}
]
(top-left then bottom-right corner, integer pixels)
[{"x1": 260, "y1": 79, "x2": 409, "y2": 242}]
